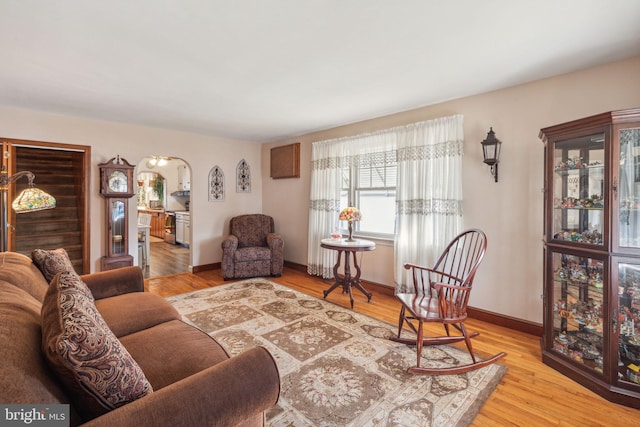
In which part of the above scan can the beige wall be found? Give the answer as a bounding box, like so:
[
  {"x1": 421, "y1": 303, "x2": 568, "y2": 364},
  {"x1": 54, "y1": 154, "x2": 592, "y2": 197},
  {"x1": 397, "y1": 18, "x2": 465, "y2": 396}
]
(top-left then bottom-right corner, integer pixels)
[
  {"x1": 262, "y1": 55, "x2": 640, "y2": 324},
  {"x1": 0, "y1": 107, "x2": 263, "y2": 272},
  {"x1": 0, "y1": 55, "x2": 637, "y2": 324}
]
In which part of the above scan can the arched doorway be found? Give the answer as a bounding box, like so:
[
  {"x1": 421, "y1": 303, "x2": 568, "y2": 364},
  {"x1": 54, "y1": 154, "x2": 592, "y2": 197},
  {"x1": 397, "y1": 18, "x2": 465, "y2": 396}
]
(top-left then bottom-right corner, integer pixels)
[{"x1": 136, "y1": 156, "x2": 191, "y2": 278}]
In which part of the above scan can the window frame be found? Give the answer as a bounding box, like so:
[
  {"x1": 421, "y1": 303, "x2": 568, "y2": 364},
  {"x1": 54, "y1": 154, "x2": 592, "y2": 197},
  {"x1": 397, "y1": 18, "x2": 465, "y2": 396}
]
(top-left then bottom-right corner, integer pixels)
[{"x1": 340, "y1": 152, "x2": 397, "y2": 240}]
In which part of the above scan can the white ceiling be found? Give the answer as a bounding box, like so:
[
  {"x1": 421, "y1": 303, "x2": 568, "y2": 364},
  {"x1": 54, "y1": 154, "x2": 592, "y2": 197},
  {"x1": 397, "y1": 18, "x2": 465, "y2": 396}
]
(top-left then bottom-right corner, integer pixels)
[{"x1": 0, "y1": 1, "x2": 639, "y2": 143}]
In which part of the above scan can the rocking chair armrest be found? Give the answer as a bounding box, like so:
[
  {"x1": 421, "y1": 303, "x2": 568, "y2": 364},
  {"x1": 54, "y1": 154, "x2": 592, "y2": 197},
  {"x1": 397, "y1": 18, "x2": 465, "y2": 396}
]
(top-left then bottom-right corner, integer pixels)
[
  {"x1": 403, "y1": 263, "x2": 464, "y2": 284},
  {"x1": 403, "y1": 262, "x2": 434, "y2": 271},
  {"x1": 432, "y1": 282, "x2": 467, "y2": 292}
]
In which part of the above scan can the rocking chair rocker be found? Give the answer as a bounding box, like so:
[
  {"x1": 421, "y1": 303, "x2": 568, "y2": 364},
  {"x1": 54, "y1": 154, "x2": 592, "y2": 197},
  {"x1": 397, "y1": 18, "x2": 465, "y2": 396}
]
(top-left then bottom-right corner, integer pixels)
[{"x1": 391, "y1": 229, "x2": 506, "y2": 375}]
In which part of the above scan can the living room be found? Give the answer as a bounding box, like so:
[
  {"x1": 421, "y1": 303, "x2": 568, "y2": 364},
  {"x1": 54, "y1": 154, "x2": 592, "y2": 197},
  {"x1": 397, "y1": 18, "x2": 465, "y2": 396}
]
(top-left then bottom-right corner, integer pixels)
[
  {"x1": 2, "y1": 56, "x2": 638, "y2": 328},
  {"x1": 4, "y1": 56, "x2": 638, "y2": 301},
  {"x1": 1, "y1": 1, "x2": 640, "y2": 425}
]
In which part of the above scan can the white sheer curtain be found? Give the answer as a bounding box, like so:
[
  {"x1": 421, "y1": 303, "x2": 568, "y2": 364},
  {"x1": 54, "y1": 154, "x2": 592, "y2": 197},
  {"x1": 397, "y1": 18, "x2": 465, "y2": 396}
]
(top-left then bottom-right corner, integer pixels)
[
  {"x1": 394, "y1": 114, "x2": 465, "y2": 292},
  {"x1": 307, "y1": 140, "x2": 345, "y2": 278},
  {"x1": 307, "y1": 131, "x2": 396, "y2": 278}
]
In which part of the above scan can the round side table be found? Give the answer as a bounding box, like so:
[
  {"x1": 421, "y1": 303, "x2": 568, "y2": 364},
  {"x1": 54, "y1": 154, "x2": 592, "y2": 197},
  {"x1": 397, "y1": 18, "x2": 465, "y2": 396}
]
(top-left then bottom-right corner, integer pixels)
[{"x1": 320, "y1": 238, "x2": 376, "y2": 308}]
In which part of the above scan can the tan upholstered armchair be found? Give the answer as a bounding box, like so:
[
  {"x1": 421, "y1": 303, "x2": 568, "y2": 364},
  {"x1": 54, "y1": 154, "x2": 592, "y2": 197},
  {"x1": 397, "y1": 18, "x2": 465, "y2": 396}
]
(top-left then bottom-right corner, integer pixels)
[{"x1": 221, "y1": 214, "x2": 284, "y2": 280}]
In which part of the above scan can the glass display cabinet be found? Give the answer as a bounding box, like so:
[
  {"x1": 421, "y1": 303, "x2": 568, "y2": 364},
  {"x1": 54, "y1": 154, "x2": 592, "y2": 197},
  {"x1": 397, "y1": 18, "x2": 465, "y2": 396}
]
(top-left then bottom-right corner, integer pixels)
[{"x1": 540, "y1": 108, "x2": 640, "y2": 408}]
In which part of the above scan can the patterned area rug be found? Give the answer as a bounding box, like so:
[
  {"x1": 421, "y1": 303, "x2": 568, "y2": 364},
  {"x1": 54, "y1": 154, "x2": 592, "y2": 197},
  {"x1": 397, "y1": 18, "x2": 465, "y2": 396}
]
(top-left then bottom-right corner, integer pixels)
[{"x1": 167, "y1": 279, "x2": 506, "y2": 426}]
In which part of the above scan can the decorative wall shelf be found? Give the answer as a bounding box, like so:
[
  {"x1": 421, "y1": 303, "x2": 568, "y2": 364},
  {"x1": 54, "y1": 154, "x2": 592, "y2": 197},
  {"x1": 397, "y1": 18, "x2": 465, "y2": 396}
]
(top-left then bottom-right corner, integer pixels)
[{"x1": 209, "y1": 166, "x2": 224, "y2": 202}]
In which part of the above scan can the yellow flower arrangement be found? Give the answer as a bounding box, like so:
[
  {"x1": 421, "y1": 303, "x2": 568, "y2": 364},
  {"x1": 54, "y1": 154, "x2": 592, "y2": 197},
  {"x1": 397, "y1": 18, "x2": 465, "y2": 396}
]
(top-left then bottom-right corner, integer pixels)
[{"x1": 339, "y1": 207, "x2": 361, "y2": 222}]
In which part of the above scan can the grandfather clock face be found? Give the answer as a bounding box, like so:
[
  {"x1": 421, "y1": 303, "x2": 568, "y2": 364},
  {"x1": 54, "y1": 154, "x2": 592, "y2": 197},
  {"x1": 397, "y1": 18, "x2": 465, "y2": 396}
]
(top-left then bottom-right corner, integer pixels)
[
  {"x1": 108, "y1": 170, "x2": 128, "y2": 193},
  {"x1": 100, "y1": 157, "x2": 135, "y2": 197}
]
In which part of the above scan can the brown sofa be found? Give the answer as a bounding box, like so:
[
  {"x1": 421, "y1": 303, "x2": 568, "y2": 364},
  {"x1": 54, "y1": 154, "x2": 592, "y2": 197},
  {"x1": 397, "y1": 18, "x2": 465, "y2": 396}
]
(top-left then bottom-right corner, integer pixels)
[{"x1": 0, "y1": 252, "x2": 280, "y2": 427}]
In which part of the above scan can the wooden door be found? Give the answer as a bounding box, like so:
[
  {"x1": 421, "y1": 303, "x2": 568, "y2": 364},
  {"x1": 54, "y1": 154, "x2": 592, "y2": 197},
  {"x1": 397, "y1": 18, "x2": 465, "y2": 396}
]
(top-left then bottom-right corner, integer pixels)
[{"x1": 3, "y1": 139, "x2": 91, "y2": 274}]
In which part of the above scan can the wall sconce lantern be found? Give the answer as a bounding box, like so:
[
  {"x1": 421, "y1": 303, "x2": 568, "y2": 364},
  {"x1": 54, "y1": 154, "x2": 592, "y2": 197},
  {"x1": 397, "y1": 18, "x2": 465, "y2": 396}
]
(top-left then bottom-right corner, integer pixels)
[{"x1": 481, "y1": 127, "x2": 501, "y2": 182}]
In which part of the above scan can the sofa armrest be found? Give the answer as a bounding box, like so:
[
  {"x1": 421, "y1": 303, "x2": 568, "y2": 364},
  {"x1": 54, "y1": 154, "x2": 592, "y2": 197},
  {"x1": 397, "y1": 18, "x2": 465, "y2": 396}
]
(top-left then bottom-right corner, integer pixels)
[
  {"x1": 82, "y1": 346, "x2": 280, "y2": 427},
  {"x1": 81, "y1": 266, "x2": 144, "y2": 300}
]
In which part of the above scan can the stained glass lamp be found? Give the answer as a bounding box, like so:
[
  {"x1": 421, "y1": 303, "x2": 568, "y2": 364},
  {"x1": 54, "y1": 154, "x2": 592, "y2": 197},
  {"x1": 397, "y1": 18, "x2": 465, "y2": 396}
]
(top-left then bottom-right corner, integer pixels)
[
  {"x1": 0, "y1": 166, "x2": 56, "y2": 251},
  {"x1": 12, "y1": 186, "x2": 57, "y2": 213}
]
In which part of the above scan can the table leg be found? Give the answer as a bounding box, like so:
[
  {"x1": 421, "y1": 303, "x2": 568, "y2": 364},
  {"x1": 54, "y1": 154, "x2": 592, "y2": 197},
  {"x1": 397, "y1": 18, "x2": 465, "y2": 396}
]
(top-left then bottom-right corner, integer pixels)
[
  {"x1": 323, "y1": 250, "x2": 344, "y2": 299},
  {"x1": 351, "y1": 251, "x2": 372, "y2": 303},
  {"x1": 343, "y1": 250, "x2": 354, "y2": 308}
]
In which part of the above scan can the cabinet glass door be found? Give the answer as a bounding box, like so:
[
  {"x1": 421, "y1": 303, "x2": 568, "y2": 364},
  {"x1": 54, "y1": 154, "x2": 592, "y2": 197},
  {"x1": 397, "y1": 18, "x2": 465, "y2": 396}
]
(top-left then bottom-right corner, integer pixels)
[
  {"x1": 619, "y1": 127, "x2": 640, "y2": 249},
  {"x1": 618, "y1": 261, "x2": 640, "y2": 385},
  {"x1": 552, "y1": 134, "x2": 605, "y2": 245},
  {"x1": 551, "y1": 251, "x2": 604, "y2": 374}
]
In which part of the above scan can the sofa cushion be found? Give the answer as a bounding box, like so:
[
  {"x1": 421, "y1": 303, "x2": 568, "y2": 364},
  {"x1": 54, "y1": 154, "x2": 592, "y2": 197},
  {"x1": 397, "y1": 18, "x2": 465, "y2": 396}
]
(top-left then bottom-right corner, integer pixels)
[
  {"x1": 118, "y1": 319, "x2": 230, "y2": 390},
  {"x1": 95, "y1": 292, "x2": 181, "y2": 337},
  {"x1": 41, "y1": 271, "x2": 153, "y2": 420},
  {"x1": 32, "y1": 248, "x2": 76, "y2": 282}
]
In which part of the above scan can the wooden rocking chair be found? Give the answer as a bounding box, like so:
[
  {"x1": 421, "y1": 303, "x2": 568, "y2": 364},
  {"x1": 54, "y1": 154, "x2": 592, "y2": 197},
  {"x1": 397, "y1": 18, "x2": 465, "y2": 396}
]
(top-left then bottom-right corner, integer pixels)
[{"x1": 390, "y1": 229, "x2": 506, "y2": 375}]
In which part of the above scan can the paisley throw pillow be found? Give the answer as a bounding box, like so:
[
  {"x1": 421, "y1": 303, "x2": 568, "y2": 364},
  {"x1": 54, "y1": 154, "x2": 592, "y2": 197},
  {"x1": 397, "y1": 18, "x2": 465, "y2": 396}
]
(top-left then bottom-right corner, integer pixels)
[
  {"x1": 41, "y1": 271, "x2": 153, "y2": 420},
  {"x1": 32, "y1": 248, "x2": 76, "y2": 282}
]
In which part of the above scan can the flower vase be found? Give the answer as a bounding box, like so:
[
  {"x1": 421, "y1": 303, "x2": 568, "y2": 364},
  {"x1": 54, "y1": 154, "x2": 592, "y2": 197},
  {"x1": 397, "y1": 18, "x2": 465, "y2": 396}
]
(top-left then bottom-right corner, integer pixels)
[{"x1": 347, "y1": 221, "x2": 355, "y2": 242}]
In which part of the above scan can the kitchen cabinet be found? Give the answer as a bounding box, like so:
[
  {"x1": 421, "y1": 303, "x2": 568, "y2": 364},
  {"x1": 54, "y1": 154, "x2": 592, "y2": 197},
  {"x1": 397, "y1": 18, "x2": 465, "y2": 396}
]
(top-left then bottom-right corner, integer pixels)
[
  {"x1": 178, "y1": 165, "x2": 190, "y2": 191},
  {"x1": 175, "y1": 212, "x2": 190, "y2": 247},
  {"x1": 138, "y1": 210, "x2": 165, "y2": 239},
  {"x1": 184, "y1": 216, "x2": 190, "y2": 246},
  {"x1": 151, "y1": 212, "x2": 165, "y2": 238},
  {"x1": 539, "y1": 108, "x2": 640, "y2": 409}
]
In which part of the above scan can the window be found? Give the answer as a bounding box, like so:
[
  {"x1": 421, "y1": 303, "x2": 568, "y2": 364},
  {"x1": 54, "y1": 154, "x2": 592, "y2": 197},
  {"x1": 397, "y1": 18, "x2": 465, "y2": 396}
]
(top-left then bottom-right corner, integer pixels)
[
  {"x1": 308, "y1": 114, "x2": 464, "y2": 284},
  {"x1": 341, "y1": 151, "x2": 397, "y2": 238}
]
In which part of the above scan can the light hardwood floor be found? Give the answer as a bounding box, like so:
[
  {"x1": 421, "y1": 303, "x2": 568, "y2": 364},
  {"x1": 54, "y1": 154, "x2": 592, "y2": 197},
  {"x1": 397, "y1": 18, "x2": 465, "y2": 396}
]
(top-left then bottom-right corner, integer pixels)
[
  {"x1": 141, "y1": 238, "x2": 190, "y2": 279},
  {"x1": 145, "y1": 267, "x2": 640, "y2": 425}
]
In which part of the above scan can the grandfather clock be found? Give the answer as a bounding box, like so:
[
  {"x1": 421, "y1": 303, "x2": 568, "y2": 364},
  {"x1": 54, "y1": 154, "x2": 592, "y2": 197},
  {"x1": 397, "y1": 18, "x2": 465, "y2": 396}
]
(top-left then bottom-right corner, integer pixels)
[{"x1": 99, "y1": 156, "x2": 135, "y2": 271}]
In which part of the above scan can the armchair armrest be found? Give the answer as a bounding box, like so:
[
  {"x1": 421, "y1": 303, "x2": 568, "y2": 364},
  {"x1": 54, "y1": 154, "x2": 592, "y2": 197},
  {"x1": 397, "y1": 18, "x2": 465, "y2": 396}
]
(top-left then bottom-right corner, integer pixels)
[
  {"x1": 82, "y1": 347, "x2": 280, "y2": 427},
  {"x1": 81, "y1": 266, "x2": 144, "y2": 300},
  {"x1": 267, "y1": 233, "x2": 284, "y2": 277},
  {"x1": 266, "y1": 233, "x2": 283, "y2": 251},
  {"x1": 221, "y1": 235, "x2": 238, "y2": 252},
  {"x1": 221, "y1": 235, "x2": 239, "y2": 279}
]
